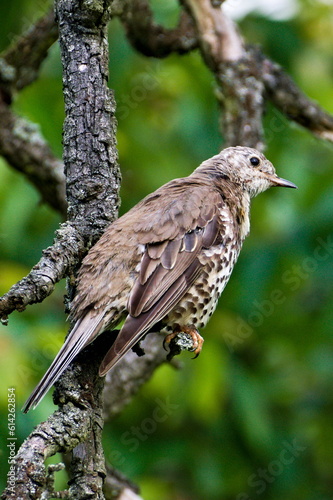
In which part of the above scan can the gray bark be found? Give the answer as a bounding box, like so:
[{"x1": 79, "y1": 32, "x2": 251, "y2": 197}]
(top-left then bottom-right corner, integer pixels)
[{"x1": 1, "y1": 0, "x2": 120, "y2": 497}]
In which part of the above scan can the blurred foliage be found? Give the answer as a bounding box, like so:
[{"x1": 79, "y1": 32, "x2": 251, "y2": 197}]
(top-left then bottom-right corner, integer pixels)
[{"x1": 1, "y1": 1, "x2": 333, "y2": 499}]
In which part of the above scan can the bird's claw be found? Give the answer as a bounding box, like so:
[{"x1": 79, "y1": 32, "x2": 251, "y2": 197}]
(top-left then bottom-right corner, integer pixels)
[{"x1": 164, "y1": 326, "x2": 204, "y2": 361}]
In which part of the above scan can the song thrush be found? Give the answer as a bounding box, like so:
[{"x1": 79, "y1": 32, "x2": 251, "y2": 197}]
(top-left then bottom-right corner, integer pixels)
[{"x1": 23, "y1": 146, "x2": 296, "y2": 412}]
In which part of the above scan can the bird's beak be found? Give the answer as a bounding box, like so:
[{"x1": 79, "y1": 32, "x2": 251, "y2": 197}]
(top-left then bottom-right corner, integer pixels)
[{"x1": 268, "y1": 175, "x2": 298, "y2": 189}]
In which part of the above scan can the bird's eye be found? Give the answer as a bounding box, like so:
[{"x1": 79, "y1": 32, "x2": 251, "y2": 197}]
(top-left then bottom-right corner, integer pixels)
[{"x1": 250, "y1": 156, "x2": 260, "y2": 167}]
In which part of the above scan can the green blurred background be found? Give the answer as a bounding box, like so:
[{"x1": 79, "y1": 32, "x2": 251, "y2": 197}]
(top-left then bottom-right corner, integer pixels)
[{"x1": 1, "y1": 1, "x2": 333, "y2": 498}]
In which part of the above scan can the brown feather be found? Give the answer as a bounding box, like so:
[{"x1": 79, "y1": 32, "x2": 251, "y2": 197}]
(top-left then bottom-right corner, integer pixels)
[
  {"x1": 139, "y1": 252, "x2": 159, "y2": 284},
  {"x1": 105, "y1": 190, "x2": 223, "y2": 369},
  {"x1": 23, "y1": 311, "x2": 105, "y2": 412},
  {"x1": 99, "y1": 259, "x2": 203, "y2": 375},
  {"x1": 160, "y1": 239, "x2": 182, "y2": 269},
  {"x1": 183, "y1": 230, "x2": 200, "y2": 252},
  {"x1": 129, "y1": 265, "x2": 170, "y2": 316},
  {"x1": 127, "y1": 188, "x2": 222, "y2": 319},
  {"x1": 202, "y1": 216, "x2": 219, "y2": 247},
  {"x1": 147, "y1": 241, "x2": 168, "y2": 259}
]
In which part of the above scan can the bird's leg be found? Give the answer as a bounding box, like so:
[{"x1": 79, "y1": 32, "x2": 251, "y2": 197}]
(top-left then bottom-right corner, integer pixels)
[{"x1": 164, "y1": 325, "x2": 204, "y2": 361}]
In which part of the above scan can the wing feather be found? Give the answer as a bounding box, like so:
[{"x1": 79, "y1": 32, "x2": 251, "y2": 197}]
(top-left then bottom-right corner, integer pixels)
[
  {"x1": 147, "y1": 241, "x2": 168, "y2": 259},
  {"x1": 139, "y1": 252, "x2": 160, "y2": 284},
  {"x1": 130, "y1": 249, "x2": 197, "y2": 316},
  {"x1": 183, "y1": 229, "x2": 200, "y2": 252},
  {"x1": 160, "y1": 239, "x2": 182, "y2": 269},
  {"x1": 99, "y1": 260, "x2": 203, "y2": 375},
  {"x1": 202, "y1": 217, "x2": 219, "y2": 247},
  {"x1": 135, "y1": 200, "x2": 221, "y2": 306},
  {"x1": 23, "y1": 311, "x2": 105, "y2": 412}
]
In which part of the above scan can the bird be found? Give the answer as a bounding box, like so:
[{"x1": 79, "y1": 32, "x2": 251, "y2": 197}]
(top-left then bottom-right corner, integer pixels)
[{"x1": 23, "y1": 146, "x2": 297, "y2": 412}]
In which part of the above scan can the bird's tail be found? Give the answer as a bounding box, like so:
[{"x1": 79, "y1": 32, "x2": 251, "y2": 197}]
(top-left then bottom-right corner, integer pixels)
[{"x1": 22, "y1": 312, "x2": 104, "y2": 412}]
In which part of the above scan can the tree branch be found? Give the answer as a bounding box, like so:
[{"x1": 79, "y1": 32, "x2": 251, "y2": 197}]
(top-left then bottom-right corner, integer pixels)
[
  {"x1": 2, "y1": 0, "x2": 120, "y2": 497},
  {"x1": 1, "y1": 334, "x2": 108, "y2": 500},
  {"x1": 0, "y1": 6, "x2": 58, "y2": 96},
  {"x1": 56, "y1": 344, "x2": 106, "y2": 499},
  {"x1": 58, "y1": 1, "x2": 121, "y2": 239},
  {"x1": 0, "y1": 0, "x2": 121, "y2": 320},
  {"x1": 183, "y1": 0, "x2": 265, "y2": 149},
  {"x1": 0, "y1": 223, "x2": 84, "y2": 323},
  {"x1": 119, "y1": 0, "x2": 198, "y2": 58},
  {"x1": 0, "y1": 100, "x2": 67, "y2": 216},
  {"x1": 0, "y1": 7, "x2": 66, "y2": 215},
  {"x1": 262, "y1": 55, "x2": 333, "y2": 142},
  {"x1": 216, "y1": 49, "x2": 265, "y2": 149},
  {"x1": 183, "y1": 0, "x2": 244, "y2": 69},
  {"x1": 183, "y1": 1, "x2": 333, "y2": 148},
  {"x1": 120, "y1": 0, "x2": 333, "y2": 148},
  {"x1": 103, "y1": 332, "x2": 167, "y2": 420},
  {"x1": 104, "y1": 464, "x2": 141, "y2": 500},
  {"x1": 2, "y1": 408, "x2": 91, "y2": 499}
]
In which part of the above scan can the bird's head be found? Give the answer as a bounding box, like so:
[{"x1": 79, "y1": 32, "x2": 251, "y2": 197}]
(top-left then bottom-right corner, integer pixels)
[{"x1": 196, "y1": 146, "x2": 297, "y2": 198}]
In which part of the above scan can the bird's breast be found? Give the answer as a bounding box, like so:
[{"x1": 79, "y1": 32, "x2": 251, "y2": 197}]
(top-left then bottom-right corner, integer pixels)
[
  {"x1": 163, "y1": 232, "x2": 242, "y2": 332},
  {"x1": 236, "y1": 192, "x2": 251, "y2": 240}
]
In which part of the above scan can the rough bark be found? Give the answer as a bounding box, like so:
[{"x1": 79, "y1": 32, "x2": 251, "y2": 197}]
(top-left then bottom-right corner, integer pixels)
[
  {"x1": 0, "y1": 223, "x2": 84, "y2": 324},
  {"x1": 262, "y1": 55, "x2": 333, "y2": 142},
  {"x1": 0, "y1": 7, "x2": 58, "y2": 95},
  {"x1": 0, "y1": 101, "x2": 67, "y2": 216},
  {"x1": 120, "y1": 0, "x2": 198, "y2": 57},
  {"x1": 0, "y1": 7, "x2": 66, "y2": 215},
  {"x1": 57, "y1": 0, "x2": 120, "y2": 237},
  {"x1": 1, "y1": 0, "x2": 120, "y2": 497}
]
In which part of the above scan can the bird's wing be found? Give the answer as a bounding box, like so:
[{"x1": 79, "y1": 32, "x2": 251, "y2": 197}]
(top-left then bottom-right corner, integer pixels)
[
  {"x1": 99, "y1": 186, "x2": 223, "y2": 375},
  {"x1": 22, "y1": 310, "x2": 105, "y2": 412}
]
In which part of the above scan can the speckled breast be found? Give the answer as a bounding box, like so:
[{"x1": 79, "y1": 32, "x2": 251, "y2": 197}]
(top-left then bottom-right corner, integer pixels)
[{"x1": 162, "y1": 233, "x2": 242, "y2": 333}]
